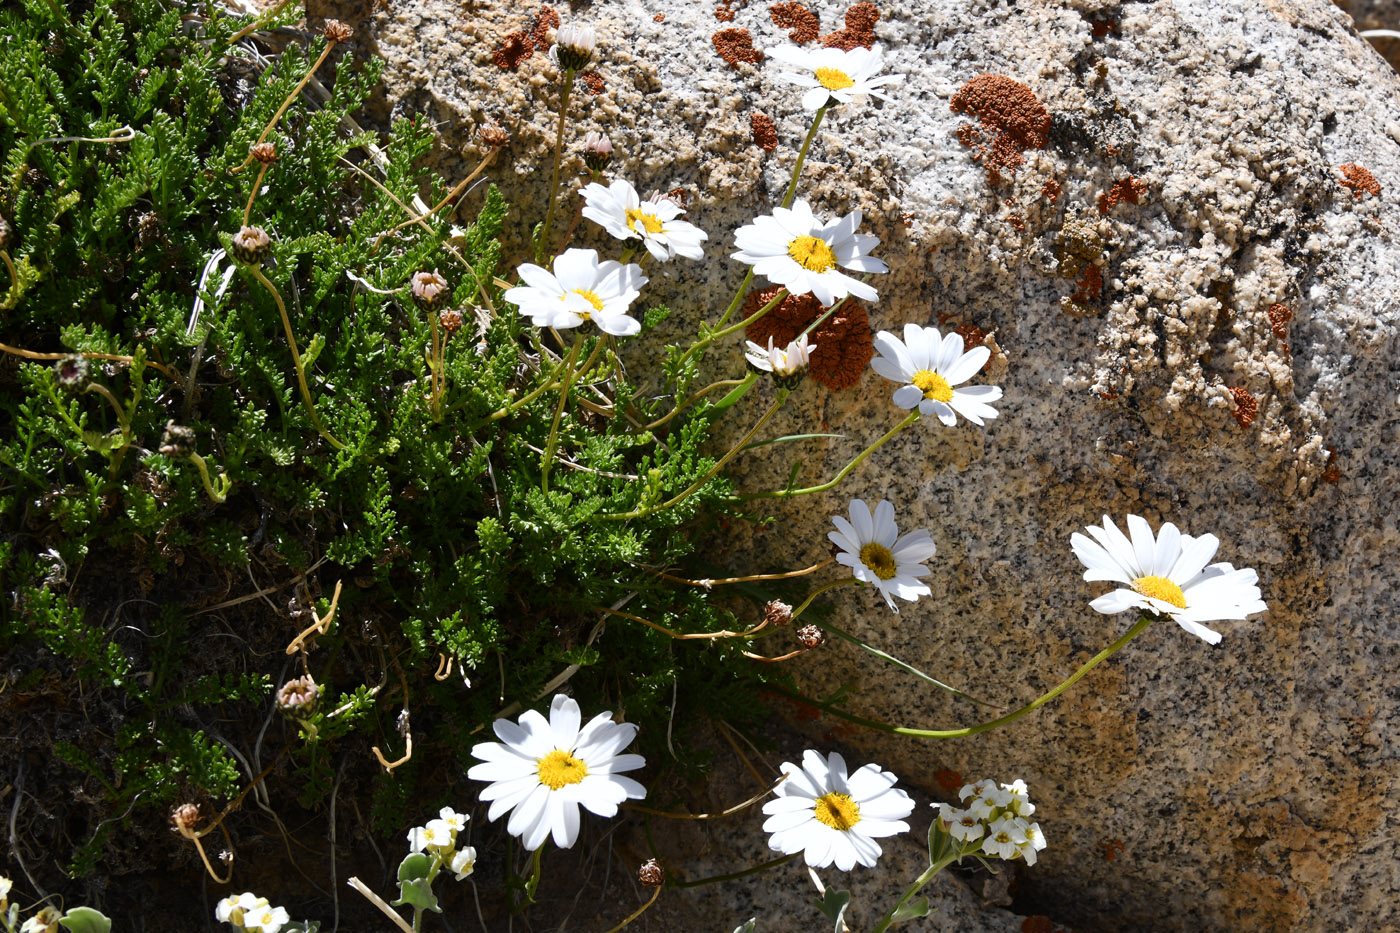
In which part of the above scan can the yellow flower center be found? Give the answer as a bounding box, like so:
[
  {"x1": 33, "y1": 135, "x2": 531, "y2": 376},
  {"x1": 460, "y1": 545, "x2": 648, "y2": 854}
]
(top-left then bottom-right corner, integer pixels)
[
  {"x1": 788, "y1": 235, "x2": 837, "y2": 272},
  {"x1": 858, "y1": 542, "x2": 897, "y2": 581},
  {"x1": 815, "y1": 67, "x2": 855, "y2": 91},
  {"x1": 813, "y1": 792, "x2": 861, "y2": 831},
  {"x1": 566, "y1": 288, "x2": 605, "y2": 320},
  {"x1": 625, "y1": 207, "x2": 664, "y2": 235},
  {"x1": 1133, "y1": 575, "x2": 1187, "y2": 609},
  {"x1": 537, "y1": 749, "x2": 589, "y2": 790},
  {"x1": 911, "y1": 370, "x2": 953, "y2": 402}
]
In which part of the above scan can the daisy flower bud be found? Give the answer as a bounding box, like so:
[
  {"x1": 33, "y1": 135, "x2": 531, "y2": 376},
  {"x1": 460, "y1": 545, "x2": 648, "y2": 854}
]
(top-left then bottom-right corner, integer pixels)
[
  {"x1": 249, "y1": 142, "x2": 277, "y2": 165},
  {"x1": 323, "y1": 19, "x2": 353, "y2": 42},
  {"x1": 275, "y1": 674, "x2": 320, "y2": 714},
  {"x1": 54, "y1": 353, "x2": 89, "y2": 390},
  {"x1": 637, "y1": 858, "x2": 665, "y2": 886},
  {"x1": 582, "y1": 131, "x2": 613, "y2": 173},
  {"x1": 411, "y1": 270, "x2": 449, "y2": 311},
  {"x1": 551, "y1": 23, "x2": 597, "y2": 71},
  {"x1": 230, "y1": 225, "x2": 272, "y2": 265},
  {"x1": 744, "y1": 334, "x2": 814, "y2": 388},
  {"x1": 159, "y1": 420, "x2": 195, "y2": 459}
]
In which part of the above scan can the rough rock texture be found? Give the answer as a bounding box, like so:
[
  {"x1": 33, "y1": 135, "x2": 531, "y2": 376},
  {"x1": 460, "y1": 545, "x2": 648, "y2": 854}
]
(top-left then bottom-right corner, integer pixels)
[
  {"x1": 1334, "y1": 0, "x2": 1400, "y2": 70},
  {"x1": 335, "y1": 0, "x2": 1400, "y2": 928}
]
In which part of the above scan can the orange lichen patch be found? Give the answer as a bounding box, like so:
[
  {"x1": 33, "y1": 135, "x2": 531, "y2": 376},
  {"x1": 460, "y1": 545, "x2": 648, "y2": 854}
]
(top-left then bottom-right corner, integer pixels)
[
  {"x1": 493, "y1": 31, "x2": 533, "y2": 70},
  {"x1": 1098, "y1": 838, "x2": 1126, "y2": 861},
  {"x1": 654, "y1": 13, "x2": 665, "y2": 22},
  {"x1": 579, "y1": 71, "x2": 605, "y2": 95},
  {"x1": 934, "y1": 769, "x2": 962, "y2": 793},
  {"x1": 821, "y1": 2, "x2": 879, "y2": 50},
  {"x1": 1096, "y1": 175, "x2": 1147, "y2": 214},
  {"x1": 750, "y1": 112, "x2": 779, "y2": 151},
  {"x1": 1339, "y1": 163, "x2": 1381, "y2": 199},
  {"x1": 950, "y1": 74, "x2": 1051, "y2": 187},
  {"x1": 1267, "y1": 302, "x2": 1292, "y2": 349},
  {"x1": 742, "y1": 285, "x2": 873, "y2": 390},
  {"x1": 1230, "y1": 386, "x2": 1258, "y2": 429},
  {"x1": 770, "y1": 1, "x2": 819, "y2": 42},
  {"x1": 1087, "y1": 15, "x2": 1120, "y2": 37},
  {"x1": 1007, "y1": 213, "x2": 1025, "y2": 232},
  {"x1": 1322, "y1": 447, "x2": 1340, "y2": 484},
  {"x1": 1042, "y1": 177, "x2": 1061, "y2": 203},
  {"x1": 715, "y1": 0, "x2": 745, "y2": 21},
  {"x1": 954, "y1": 321, "x2": 988, "y2": 353},
  {"x1": 528, "y1": 6, "x2": 559, "y2": 51},
  {"x1": 1072, "y1": 264, "x2": 1103, "y2": 304},
  {"x1": 713, "y1": 28, "x2": 764, "y2": 68},
  {"x1": 1099, "y1": 389, "x2": 1118, "y2": 400}
]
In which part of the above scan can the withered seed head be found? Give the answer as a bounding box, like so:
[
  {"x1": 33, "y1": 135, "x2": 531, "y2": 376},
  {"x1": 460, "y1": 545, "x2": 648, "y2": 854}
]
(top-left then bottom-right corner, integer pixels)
[
  {"x1": 276, "y1": 674, "x2": 320, "y2": 713},
  {"x1": 54, "y1": 354, "x2": 89, "y2": 390},
  {"x1": 230, "y1": 225, "x2": 272, "y2": 265},
  {"x1": 170, "y1": 802, "x2": 201, "y2": 832},
  {"x1": 159, "y1": 421, "x2": 195, "y2": 459},
  {"x1": 323, "y1": 19, "x2": 354, "y2": 43},
  {"x1": 637, "y1": 859, "x2": 665, "y2": 887},
  {"x1": 763, "y1": 599, "x2": 794, "y2": 628},
  {"x1": 250, "y1": 142, "x2": 277, "y2": 165},
  {"x1": 439, "y1": 308, "x2": 465, "y2": 335},
  {"x1": 796, "y1": 624, "x2": 826, "y2": 649},
  {"x1": 477, "y1": 124, "x2": 510, "y2": 148}
]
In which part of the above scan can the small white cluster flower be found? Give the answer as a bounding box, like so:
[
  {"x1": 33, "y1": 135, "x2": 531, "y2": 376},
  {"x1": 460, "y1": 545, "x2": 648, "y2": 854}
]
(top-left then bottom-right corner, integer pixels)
[
  {"x1": 18, "y1": 907, "x2": 60, "y2": 933},
  {"x1": 214, "y1": 893, "x2": 290, "y2": 933},
  {"x1": 936, "y1": 778, "x2": 1046, "y2": 866},
  {"x1": 405, "y1": 806, "x2": 477, "y2": 881}
]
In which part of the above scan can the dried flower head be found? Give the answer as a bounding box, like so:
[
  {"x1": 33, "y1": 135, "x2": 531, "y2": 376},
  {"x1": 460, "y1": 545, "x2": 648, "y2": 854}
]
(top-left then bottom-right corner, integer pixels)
[
  {"x1": 583, "y1": 131, "x2": 613, "y2": 173},
  {"x1": 411, "y1": 270, "x2": 449, "y2": 310},
  {"x1": 170, "y1": 802, "x2": 201, "y2": 832},
  {"x1": 637, "y1": 858, "x2": 665, "y2": 886},
  {"x1": 230, "y1": 225, "x2": 272, "y2": 265},
  {"x1": 159, "y1": 421, "x2": 195, "y2": 458},
  {"x1": 0, "y1": 214, "x2": 11, "y2": 249},
  {"x1": 551, "y1": 23, "x2": 598, "y2": 71},
  {"x1": 54, "y1": 353, "x2": 89, "y2": 390},
  {"x1": 439, "y1": 308, "x2": 465, "y2": 335},
  {"x1": 796, "y1": 624, "x2": 826, "y2": 649},
  {"x1": 764, "y1": 599, "x2": 794, "y2": 628},
  {"x1": 323, "y1": 19, "x2": 353, "y2": 43},
  {"x1": 276, "y1": 674, "x2": 320, "y2": 713},
  {"x1": 477, "y1": 124, "x2": 510, "y2": 148},
  {"x1": 249, "y1": 142, "x2": 277, "y2": 165}
]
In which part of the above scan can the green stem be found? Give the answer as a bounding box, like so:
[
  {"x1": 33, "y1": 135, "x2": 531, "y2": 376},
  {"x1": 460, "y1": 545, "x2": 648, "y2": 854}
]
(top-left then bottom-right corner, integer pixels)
[
  {"x1": 710, "y1": 267, "x2": 755, "y2": 333},
  {"x1": 798, "y1": 294, "x2": 851, "y2": 340},
  {"x1": 680, "y1": 285, "x2": 785, "y2": 368},
  {"x1": 645, "y1": 378, "x2": 749, "y2": 430},
  {"x1": 476, "y1": 376, "x2": 564, "y2": 428},
  {"x1": 871, "y1": 854, "x2": 957, "y2": 933},
  {"x1": 540, "y1": 332, "x2": 584, "y2": 492},
  {"x1": 187, "y1": 451, "x2": 229, "y2": 504},
  {"x1": 524, "y1": 845, "x2": 544, "y2": 904},
  {"x1": 84, "y1": 383, "x2": 130, "y2": 432},
  {"x1": 248, "y1": 264, "x2": 347, "y2": 451},
  {"x1": 764, "y1": 614, "x2": 1157, "y2": 739},
  {"x1": 740, "y1": 410, "x2": 919, "y2": 500},
  {"x1": 786, "y1": 578, "x2": 860, "y2": 627},
  {"x1": 781, "y1": 105, "x2": 827, "y2": 209},
  {"x1": 669, "y1": 852, "x2": 799, "y2": 889},
  {"x1": 536, "y1": 69, "x2": 577, "y2": 264},
  {"x1": 597, "y1": 395, "x2": 786, "y2": 520}
]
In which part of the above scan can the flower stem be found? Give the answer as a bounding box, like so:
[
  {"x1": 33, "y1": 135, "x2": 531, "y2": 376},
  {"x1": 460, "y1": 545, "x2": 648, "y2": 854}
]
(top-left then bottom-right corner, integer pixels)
[
  {"x1": 236, "y1": 37, "x2": 340, "y2": 172},
  {"x1": 711, "y1": 267, "x2": 755, "y2": 333},
  {"x1": 248, "y1": 264, "x2": 346, "y2": 451},
  {"x1": 536, "y1": 68, "x2": 577, "y2": 264},
  {"x1": 669, "y1": 852, "x2": 799, "y2": 888},
  {"x1": 781, "y1": 105, "x2": 827, "y2": 209},
  {"x1": 540, "y1": 331, "x2": 584, "y2": 492},
  {"x1": 596, "y1": 395, "x2": 785, "y2": 520},
  {"x1": 243, "y1": 160, "x2": 270, "y2": 226},
  {"x1": 187, "y1": 451, "x2": 230, "y2": 503},
  {"x1": 645, "y1": 379, "x2": 749, "y2": 430},
  {"x1": 789, "y1": 578, "x2": 860, "y2": 624},
  {"x1": 871, "y1": 854, "x2": 957, "y2": 933},
  {"x1": 739, "y1": 410, "x2": 919, "y2": 500},
  {"x1": 765, "y1": 614, "x2": 1157, "y2": 738},
  {"x1": 603, "y1": 887, "x2": 662, "y2": 933},
  {"x1": 378, "y1": 148, "x2": 500, "y2": 245}
]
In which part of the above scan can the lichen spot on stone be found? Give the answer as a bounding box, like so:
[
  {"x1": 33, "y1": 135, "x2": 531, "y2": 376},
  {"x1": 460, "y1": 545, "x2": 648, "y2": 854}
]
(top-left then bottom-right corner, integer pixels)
[
  {"x1": 815, "y1": 66, "x2": 855, "y2": 91},
  {"x1": 788, "y1": 235, "x2": 836, "y2": 271},
  {"x1": 625, "y1": 208, "x2": 664, "y2": 235},
  {"x1": 814, "y1": 792, "x2": 861, "y2": 831},
  {"x1": 1133, "y1": 575, "x2": 1186, "y2": 609},
  {"x1": 859, "y1": 542, "x2": 897, "y2": 580},
  {"x1": 911, "y1": 369, "x2": 953, "y2": 402},
  {"x1": 537, "y1": 749, "x2": 589, "y2": 789}
]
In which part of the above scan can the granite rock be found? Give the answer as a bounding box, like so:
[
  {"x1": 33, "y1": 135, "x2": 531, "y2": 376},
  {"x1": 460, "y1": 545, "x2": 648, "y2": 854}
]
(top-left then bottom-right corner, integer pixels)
[{"x1": 344, "y1": 0, "x2": 1400, "y2": 928}]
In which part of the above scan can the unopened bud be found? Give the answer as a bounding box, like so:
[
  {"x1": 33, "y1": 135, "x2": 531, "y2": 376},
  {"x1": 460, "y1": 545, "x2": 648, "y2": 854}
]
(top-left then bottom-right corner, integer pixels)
[
  {"x1": 54, "y1": 354, "x2": 89, "y2": 390},
  {"x1": 323, "y1": 19, "x2": 353, "y2": 42},
  {"x1": 411, "y1": 270, "x2": 449, "y2": 311},
  {"x1": 552, "y1": 23, "x2": 597, "y2": 71},
  {"x1": 796, "y1": 624, "x2": 826, "y2": 650},
  {"x1": 583, "y1": 131, "x2": 613, "y2": 173},
  {"x1": 439, "y1": 308, "x2": 465, "y2": 335},
  {"x1": 477, "y1": 124, "x2": 510, "y2": 148},
  {"x1": 230, "y1": 225, "x2": 272, "y2": 265},
  {"x1": 249, "y1": 142, "x2": 277, "y2": 165},
  {"x1": 637, "y1": 858, "x2": 665, "y2": 887},
  {"x1": 0, "y1": 214, "x2": 11, "y2": 249},
  {"x1": 159, "y1": 421, "x2": 195, "y2": 459},
  {"x1": 276, "y1": 674, "x2": 320, "y2": 713},
  {"x1": 170, "y1": 803, "x2": 201, "y2": 832},
  {"x1": 763, "y1": 600, "x2": 793, "y2": 628}
]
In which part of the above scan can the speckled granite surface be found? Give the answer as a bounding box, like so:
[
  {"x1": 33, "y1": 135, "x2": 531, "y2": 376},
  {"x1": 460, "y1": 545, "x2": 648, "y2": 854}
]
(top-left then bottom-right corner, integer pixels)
[{"x1": 326, "y1": 0, "x2": 1400, "y2": 928}]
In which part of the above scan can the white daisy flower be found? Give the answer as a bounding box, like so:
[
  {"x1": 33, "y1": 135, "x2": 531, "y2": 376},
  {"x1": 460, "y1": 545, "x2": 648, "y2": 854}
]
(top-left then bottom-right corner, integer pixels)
[
  {"x1": 761, "y1": 750, "x2": 914, "y2": 871},
  {"x1": 937, "y1": 803, "x2": 985, "y2": 843},
  {"x1": 1071, "y1": 514, "x2": 1268, "y2": 645},
  {"x1": 449, "y1": 846, "x2": 478, "y2": 880},
  {"x1": 981, "y1": 815, "x2": 1028, "y2": 860},
  {"x1": 871, "y1": 324, "x2": 1002, "y2": 426},
  {"x1": 745, "y1": 334, "x2": 815, "y2": 387},
  {"x1": 731, "y1": 199, "x2": 887, "y2": 305},
  {"x1": 467, "y1": 694, "x2": 647, "y2": 852},
  {"x1": 504, "y1": 248, "x2": 647, "y2": 337},
  {"x1": 580, "y1": 179, "x2": 707, "y2": 261},
  {"x1": 827, "y1": 498, "x2": 935, "y2": 613},
  {"x1": 768, "y1": 44, "x2": 904, "y2": 111}
]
